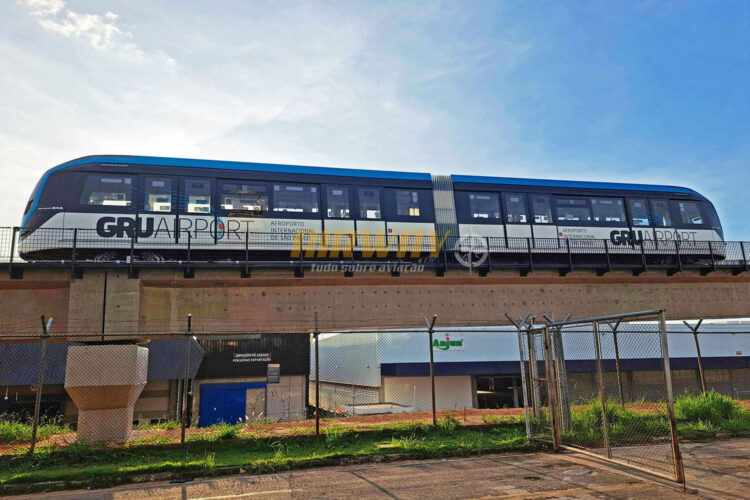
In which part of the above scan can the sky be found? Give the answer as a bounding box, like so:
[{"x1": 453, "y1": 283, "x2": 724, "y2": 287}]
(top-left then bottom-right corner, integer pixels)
[{"x1": 1, "y1": 1, "x2": 749, "y2": 237}]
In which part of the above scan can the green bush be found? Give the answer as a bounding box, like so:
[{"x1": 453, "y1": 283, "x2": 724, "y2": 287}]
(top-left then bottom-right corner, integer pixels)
[
  {"x1": 0, "y1": 415, "x2": 69, "y2": 444},
  {"x1": 675, "y1": 392, "x2": 743, "y2": 425},
  {"x1": 722, "y1": 416, "x2": 750, "y2": 436},
  {"x1": 436, "y1": 416, "x2": 460, "y2": 433},
  {"x1": 135, "y1": 420, "x2": 180, "y2": 431}
]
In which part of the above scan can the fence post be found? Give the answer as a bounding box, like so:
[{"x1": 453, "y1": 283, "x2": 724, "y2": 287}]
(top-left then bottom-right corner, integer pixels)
[
  {"x1": 29, "y1": 315, "x2": 52, "y2": 455},
  {"x1": 659, "y1": 311, "x2": 686, "y2": 484},
  {"x1": 543, "y1": 326, "x2": 561, "y2": 451},
  {"x1": 592, "y1": 321, "x2": 612, "y2": 459},
  {"x1": 527, "y1": 329, "x2": 542, "y2": 418},
  {"x1": 8, "y1": 226, "x2": 18, "y2": 278},
  {"x1": 314, "y1": 312, "x2": 320, "y2": 436},
  {"x1": 610, "y1": 320, "x2": 625, "y2": 406},
  {"x1": 425, "y1": 314, "x2": 438, "y2": 427},
  {"x1": 684, "y1": 319, "x2": 706, "y2": 394},
  {"x1": 181, "y1": 314, "x2": 192, "y2": 446},
  {"x1": 507, "y1": 313, "x2": 532, "y2": 440}
]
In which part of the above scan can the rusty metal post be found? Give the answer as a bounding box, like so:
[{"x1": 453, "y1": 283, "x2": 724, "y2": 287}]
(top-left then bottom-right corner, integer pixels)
[
  {"x1": 426, "y1": 314, "x2": 438, "y2": 427},
  {"x1": 660, "y1": 311, "x2": 686, "y2": 484},
  {"x1": 543, "y1": 326, "x2": 561, "y2": 451},
  {"x1": 609, "y1": 320, "x2": 625, "y2": 406},
  {"x1": 314, "y1": 312, "x2": 320, "y2": 436},
  {"x1": 181, "y1": 314, "x2": 192, "y2": 446},
  {"x1": 29, "y1": 315, "x2": 52, "y2": 455},
  {"x1": 507, "y1": 313, "x2": 532, "y2": 439},
  {"x1": 684, "y1": 320, "x2": 706, "y2": 393},
  {"x1": 593, "y1": 321, "x2": 612, "y2": 458}
]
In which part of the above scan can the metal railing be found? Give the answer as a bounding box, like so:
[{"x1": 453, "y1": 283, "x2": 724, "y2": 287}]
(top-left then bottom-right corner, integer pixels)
[{"x1": 1, "y1": 226, "x2": 748, "y2": 277}]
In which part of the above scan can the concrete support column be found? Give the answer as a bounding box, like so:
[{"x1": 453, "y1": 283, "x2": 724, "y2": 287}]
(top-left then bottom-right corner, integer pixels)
[{"x1": 65, "y1": 344, "x2": 148, "y2": 443}]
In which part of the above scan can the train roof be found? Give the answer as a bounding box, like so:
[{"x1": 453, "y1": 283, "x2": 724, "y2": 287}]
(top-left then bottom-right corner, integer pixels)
[{"x1": 44, "y1": 154, "x2": 700, "y2": 195}]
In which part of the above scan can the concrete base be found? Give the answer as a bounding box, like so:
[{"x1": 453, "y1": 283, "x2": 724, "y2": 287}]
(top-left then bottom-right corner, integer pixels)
[
  {"x1": 65, "y1": 344, "x2": 148, "y2": 444},
  {"x1": 77, "y1": 407, "x2": 136, "y2": 443}
]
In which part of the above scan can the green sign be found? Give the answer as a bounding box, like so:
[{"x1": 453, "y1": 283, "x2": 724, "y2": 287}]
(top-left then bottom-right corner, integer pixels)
[{"x1": 432, "y1": 337, "x2": 464, "y2": 351}]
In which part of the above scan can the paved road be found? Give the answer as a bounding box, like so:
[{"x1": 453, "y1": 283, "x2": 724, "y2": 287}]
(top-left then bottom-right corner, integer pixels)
[{"x1": 14, "y1": 452, "x2": 696, "y2": 500}]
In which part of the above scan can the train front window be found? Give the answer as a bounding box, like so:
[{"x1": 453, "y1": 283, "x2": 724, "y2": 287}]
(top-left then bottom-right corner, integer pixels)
[
  {"x1": 675, "y1": 200, "x2": 704, "y2": 226},
  {"x1": 184, "y1": 179, "x2": 212, "y2": 214},
  {"x1": 273, "y1": 183, "x2": 319, "y2": 214},
  {"x1": 221, "y1": 182, "x2": 268, "y2": 214},
  {"x1": 468, "y1": 193, "x2": 500, "y2": 220},
  {"x1": 531, "y1": 195, "x2": 552, "y2": 224},
  {"x1": 591, "y1": 197, "x2": 626, "y2": 224},
  {"x1": 503, "y1": 193, "x2": 528, "y2": 224},
  {"x1": 326, "y1": 187, "x2": 350, "y2": 218},
  {"x1": 358, "y1": 188, "x2": 381, "y2": 219},
  {"x1": 144, "y1": 177, "x2": 172, "y2": 212},
  {"x1": 80, "y1": 174, "x2": 133, "y2": 207},
  {"x1": 650, "y1": 199, "x2": 672, "y2": 227},
  {"x1": 555, "y1": 197, "x2": 592, "y2": 223},
  {"x1": 396, "y1": 190, "x2": 421, "y2": 217},
  {"x1": 628, "y1": 199, "x2": 650, "y2": 226}
]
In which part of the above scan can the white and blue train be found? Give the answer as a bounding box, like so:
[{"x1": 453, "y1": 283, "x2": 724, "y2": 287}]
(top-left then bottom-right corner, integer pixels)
[{"x1": 19, "y1": 155, "x2": 724, "y2": 262}]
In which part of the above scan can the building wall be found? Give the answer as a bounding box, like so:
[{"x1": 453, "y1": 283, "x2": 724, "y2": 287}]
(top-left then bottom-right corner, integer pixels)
[
  {"x1": 309, "y1": 381, "x2": 380, "y2": 413},
  {"x1": 383, "y1": 375, "x2": 474, "y2": 411}
]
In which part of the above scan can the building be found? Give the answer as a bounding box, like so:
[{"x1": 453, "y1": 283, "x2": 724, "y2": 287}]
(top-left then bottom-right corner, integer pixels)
[{"x1": 310, "y1": 320, "x2": 750, "y2": 413}]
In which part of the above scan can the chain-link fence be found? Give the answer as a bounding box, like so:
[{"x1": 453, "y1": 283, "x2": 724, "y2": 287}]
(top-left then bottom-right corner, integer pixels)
[{"x1": 2, "y1": 311, "x2": 750, "y2": 484}]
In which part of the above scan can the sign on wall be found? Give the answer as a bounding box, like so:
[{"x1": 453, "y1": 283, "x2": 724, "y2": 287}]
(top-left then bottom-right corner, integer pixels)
[{"x1": 432, "y1": 334, "x2": 464, "y2": 352}]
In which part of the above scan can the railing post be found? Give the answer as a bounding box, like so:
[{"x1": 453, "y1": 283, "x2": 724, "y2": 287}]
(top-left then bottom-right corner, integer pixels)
[
  {"x1": 527, "y1": 238, "x2": 534, "y2": 273},
  {"x1": 640, "y1": 239, "x2": 647, "y2": 272},
  {"x1": 604, "y1": 238, "x2": 612, "y2": 273},
  {"x1": 566, "y1": 238, "x2": 573, "y2": 272},
  {"x1": 708, "y1": 241, "x2": 716, "y2": 271},
  {"x1": 485, "y1": 236, "x2": 492, "y2": 274},
  {"x1": 8, "y1": 226, "x2": 18, "y2": 278},
  {"x1": 742, "y1": 242, "x2": 749, "y2": 272},
  {"x1": 129, "y1": 228, "x2": 136, "y2": 277},
  {"x1": 71, "y1": 229, "x2": 78, "y2": 278},
  {"x1": 243, "y1": 230, "x2": 250, "y2": 278}
]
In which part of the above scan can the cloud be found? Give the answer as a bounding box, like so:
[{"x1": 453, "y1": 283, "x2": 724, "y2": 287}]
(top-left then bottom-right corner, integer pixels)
[{"x1": 16, "y1": 0, "x2": 171, "y2": 63}]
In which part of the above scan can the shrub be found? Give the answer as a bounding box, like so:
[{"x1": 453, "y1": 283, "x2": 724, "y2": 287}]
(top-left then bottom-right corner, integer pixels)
[
  {"x1": 0, "y1": 415, "x2": 69, "y2": 444},
  {"x1": 675, "y1": 392, "x2": 743, "y2": 425},
  {"x1": 436, "y1": 416, "x2": 460, "y2": 433}
]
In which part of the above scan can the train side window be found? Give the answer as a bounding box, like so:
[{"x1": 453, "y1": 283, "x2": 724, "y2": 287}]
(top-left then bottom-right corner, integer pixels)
[
  {"x1": 503, "y1": 193, "x2": 528, "y2": 224},
  {"x1": 220, "y1": 182, "x2": 268, "y2": 214},
  {"x1": 531, "y1": 195, "x2": 552, "y2": 224},
  {"x1": 184, "y1": 178, "x2": 212, "y2": 214},
  {"x1": 144, "y1": 177, "x2": 173, "y2": 213},
  {"x1": 396, "y1": 190, "x2": 421, "y2": 217},
  {"x1": 628, "y1": 199, "x2": 650, "y2": 226},
  {"x1": 468, "y1": 192, "x2": 500, "y2": 220},
  {"x1": 326, "y1": 187, "x2": 350, "y2": 218},
  {"x1": 590, "y1": 197, "x2": 626, "y2": 224},
  {"x1": 650, "y1": 199, "x2": 672, "y2": 227},
  {"x1": 273, "y1": 183, "x2": 319, "y2": 214},
  {"x1": 554, "y1": 197, "x2": 592, "y2": 224},
  {"x1": 674, "y1": 200, "x2": 704, "y2": 226},
  {"x1": 358, "y1": 188, "x2": 381, "y2": 219},
  {"x1": 80, "y1": 174, "x2": 133, "y2": 207}
]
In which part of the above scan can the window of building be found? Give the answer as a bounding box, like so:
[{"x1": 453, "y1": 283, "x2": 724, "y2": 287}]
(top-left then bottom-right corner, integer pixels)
[
  {"x1": 144, "y1": 177, "x2": 172, "y2": 212},
  {"x1": 358, "y1": 188, "x2": 381, "y2": 219},
  {"x1": 220, "y1": 182, "x2": 268, "y2": 214},
  {"x1": 326, "y1": 187, "x2": 350, "y2": 218},
  {"x1": 184, "y1": 179, "x2": 212, "y2": 214},
  {"x1": 273, "y1": 183, "x2": 319, "y2": 214},
  {"x1": 468, "y1": 192, "x2": 500, "y2": 220},
  {"x1": 80, "y1": 174, "x2": 133, "y2": 207},
  {"x1": 650, "y1": 199, "x2": 672, "y2": 227},
  {"x1": 396, "y1": 190, "x2": 421, "y2": 217},
  {"x1": 628, "y1": 199, "x2": 650, "y2": 226},
  {"x1": 554, "y1": 197, "x2": 592, "y2": 223},
  {"x1": 503, "y1": 193, "x2": 528, "y2": 224},
  {"x1": 590, "y1": 197, "x2": 626, "y2": 224},
  {"x1": 674, "y1": 200, "x2": 704, "y2": 225},
  {"x1": 531, "y1": 195, "x2": 552, "y2": 224}
]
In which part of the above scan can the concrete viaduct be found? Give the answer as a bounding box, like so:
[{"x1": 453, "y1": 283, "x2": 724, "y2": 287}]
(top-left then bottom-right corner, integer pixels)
[{"x1": 0, "y1": 268, "x2": 748, "y2": 337}]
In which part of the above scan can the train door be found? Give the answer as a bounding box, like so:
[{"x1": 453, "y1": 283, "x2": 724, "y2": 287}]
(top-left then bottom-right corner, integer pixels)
[
  {"x1": 529, "y1": 194, "x2": 558, "y2": 241},
  {"x1": 354, "y1": 187, "x2": 387, "y2": 253},
  {"x1": 322, "y1": 185, "x2": 355, "y2": 254}
]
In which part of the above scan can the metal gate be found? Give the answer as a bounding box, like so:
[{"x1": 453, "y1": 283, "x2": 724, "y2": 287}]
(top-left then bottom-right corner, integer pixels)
[{"x1": 519, "y1": 310, "x2": 685, "y2": 484}]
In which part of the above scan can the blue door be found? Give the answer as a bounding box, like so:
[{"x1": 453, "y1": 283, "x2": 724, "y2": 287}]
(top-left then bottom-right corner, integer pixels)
[{"x1": 199, "y1": 382, "x2": 266, "y2": 427}]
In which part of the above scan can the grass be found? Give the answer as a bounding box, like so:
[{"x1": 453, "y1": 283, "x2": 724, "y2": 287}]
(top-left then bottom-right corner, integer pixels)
[
  {"x1": 0, "y1": 415, "x2": 69, "y2": 444},
  {"x1": 675, "y1": 391, "x2": 745, "y2": 425},
  {"x1": 0, "y1": 420, "x2": 533, "y2": 492}
]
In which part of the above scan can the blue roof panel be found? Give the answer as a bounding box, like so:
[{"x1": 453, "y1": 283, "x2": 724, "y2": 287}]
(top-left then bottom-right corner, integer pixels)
[{"x1": 451, "y1": 174, "x2": 697, "y2": 195}]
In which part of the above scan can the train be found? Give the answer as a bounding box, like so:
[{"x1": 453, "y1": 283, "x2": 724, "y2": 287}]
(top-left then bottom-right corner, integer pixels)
[{"x1": 18, "y1": 155, "x2": 724, "y2": 264}]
